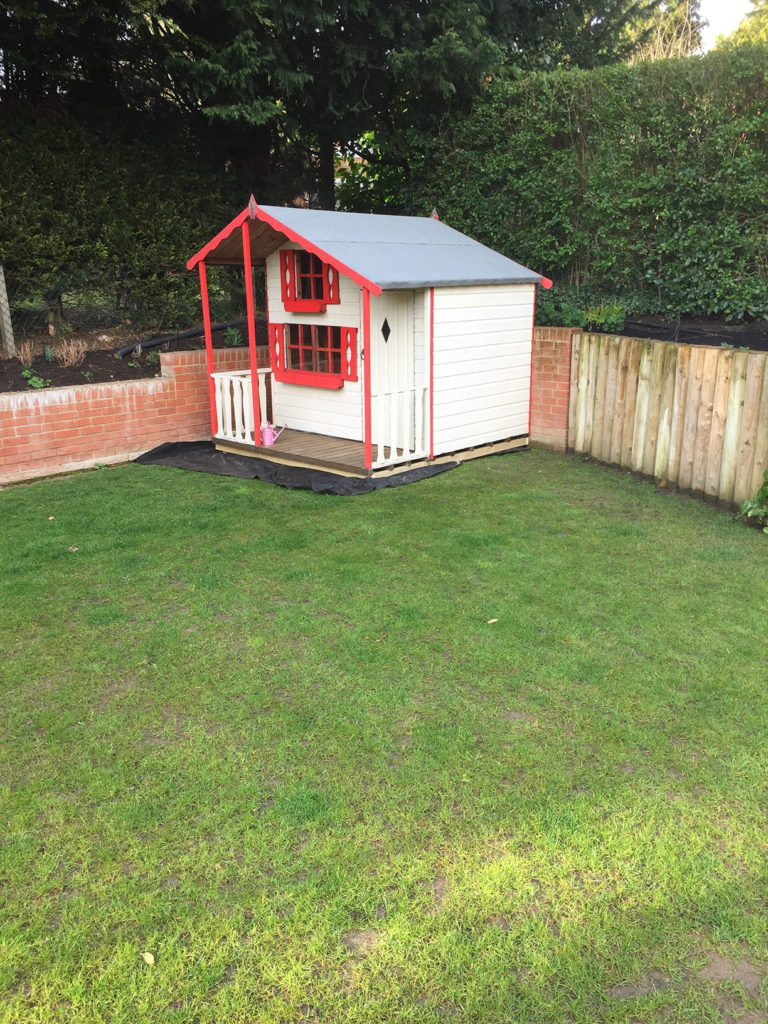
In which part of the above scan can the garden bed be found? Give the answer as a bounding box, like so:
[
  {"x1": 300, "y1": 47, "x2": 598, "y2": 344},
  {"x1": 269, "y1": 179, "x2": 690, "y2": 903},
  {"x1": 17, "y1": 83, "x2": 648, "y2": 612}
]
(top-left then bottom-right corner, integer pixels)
[
  {"x1": 0, "y1": 320, "x2": 267, "y2": 392},
  {"x1": 617, "y1": 314, "x2": 768, "y2": 350}
]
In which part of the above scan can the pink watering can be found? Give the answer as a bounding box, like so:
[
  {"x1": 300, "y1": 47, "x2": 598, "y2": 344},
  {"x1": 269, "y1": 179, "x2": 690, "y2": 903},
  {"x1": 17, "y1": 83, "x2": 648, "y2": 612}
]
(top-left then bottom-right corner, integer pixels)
[{"x1": 261, "y1": 422, "x2": 286, "y2": 446}]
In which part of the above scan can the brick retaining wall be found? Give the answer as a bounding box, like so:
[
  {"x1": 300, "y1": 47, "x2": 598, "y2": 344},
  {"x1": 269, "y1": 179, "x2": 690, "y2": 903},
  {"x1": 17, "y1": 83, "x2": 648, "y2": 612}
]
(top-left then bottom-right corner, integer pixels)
[
  {"x1": 530, "y1": 326, "x2": 574, "y2": 451},
  {"x1": 0, "y1": 347, "x2": 264, "y2": 486},
  {"x1": 2, "y1": 330, "x2": 575, "y2": 486}
]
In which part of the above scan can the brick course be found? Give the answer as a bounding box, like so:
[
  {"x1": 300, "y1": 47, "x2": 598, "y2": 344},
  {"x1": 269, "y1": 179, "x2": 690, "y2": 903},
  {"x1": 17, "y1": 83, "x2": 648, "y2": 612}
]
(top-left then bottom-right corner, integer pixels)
[
  {"x1": 0, "y1": 347, "x2": 265, "y2": 486},
  {"x1": 530, "y1": 327, "x2": 574, "y2": 451}
]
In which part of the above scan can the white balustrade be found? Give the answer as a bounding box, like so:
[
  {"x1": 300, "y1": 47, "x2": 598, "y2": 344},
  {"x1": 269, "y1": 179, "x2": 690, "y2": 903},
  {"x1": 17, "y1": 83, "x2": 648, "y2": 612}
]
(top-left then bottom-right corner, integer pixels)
[
  {"x1": 372, "y1": 385, "x2": 429, "y2": 468},
  {"x1": 210, "y1": 370, "x2": 269, "y2": 445}
]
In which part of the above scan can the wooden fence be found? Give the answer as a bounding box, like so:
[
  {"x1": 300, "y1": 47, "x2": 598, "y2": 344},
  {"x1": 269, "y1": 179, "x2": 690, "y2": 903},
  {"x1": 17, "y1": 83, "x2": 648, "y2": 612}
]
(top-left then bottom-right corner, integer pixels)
[{"x1": 568, "y1": 334, "x2": 768, "y2": 505}]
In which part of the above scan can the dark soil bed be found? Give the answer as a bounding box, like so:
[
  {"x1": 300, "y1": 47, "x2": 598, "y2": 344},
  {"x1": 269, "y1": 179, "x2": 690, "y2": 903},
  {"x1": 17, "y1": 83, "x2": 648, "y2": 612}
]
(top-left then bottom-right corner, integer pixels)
[
  {"x1": 618, "y1": 314, "x2": 768, "y2": 351},
  {"x1": 0, "y1": 321, "x2": 267, "y2": 393}
]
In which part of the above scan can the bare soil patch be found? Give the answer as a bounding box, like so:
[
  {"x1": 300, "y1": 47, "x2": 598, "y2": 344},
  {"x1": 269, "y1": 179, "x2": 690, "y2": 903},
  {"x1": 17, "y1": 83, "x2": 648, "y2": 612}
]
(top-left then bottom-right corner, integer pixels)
[
  {"x1": 607, "y1": 970, "x2": 672, "y2": 999},
  {"x1": 699, "y1": 953, "x2": 762, "y2": 998},
  {"x1": 341, "y1": 929, "x2": 380, "y2": 955}
]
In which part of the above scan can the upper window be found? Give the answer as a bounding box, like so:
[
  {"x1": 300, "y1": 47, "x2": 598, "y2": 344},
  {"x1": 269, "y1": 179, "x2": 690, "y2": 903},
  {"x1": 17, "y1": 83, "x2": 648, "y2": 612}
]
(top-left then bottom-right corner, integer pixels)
[{"x1": 279, "y1": 249, "x2": 340, "y2": 313}]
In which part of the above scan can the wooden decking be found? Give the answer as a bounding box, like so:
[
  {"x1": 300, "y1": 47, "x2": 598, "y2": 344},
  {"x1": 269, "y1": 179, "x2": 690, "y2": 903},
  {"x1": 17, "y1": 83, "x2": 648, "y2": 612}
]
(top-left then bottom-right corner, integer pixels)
[
  {"x1": 215, "y1": 428, "x2": 370, "y2": 476},
  {"x1": 215, "y1": 428, "x2": 530, "y2": 477}
]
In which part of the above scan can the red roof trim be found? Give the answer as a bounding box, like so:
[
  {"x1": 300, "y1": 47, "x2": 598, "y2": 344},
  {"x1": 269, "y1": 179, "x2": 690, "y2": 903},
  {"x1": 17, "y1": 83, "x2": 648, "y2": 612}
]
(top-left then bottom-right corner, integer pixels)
[
  {"x1": 252, "y1": 203, "x2": 382, "y2": 297},
  {"x1": 186, "y1": 200, "x2": 383, "y2": 296},
  {"x1": 186, "y1": 206, "x2": 251, "y2": 271}
]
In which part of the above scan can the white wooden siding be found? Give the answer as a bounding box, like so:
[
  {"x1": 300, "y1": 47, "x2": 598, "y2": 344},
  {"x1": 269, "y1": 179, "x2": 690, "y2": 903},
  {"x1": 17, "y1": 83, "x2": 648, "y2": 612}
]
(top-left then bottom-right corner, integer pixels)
[
  {"x1": 432, "y1": 284, "x2": 534, "y2": 454},
  {"x1": 265, "y1": 244, "x2": 364, "y2": 441},
  {"x1": 413, "y1": 290, "x2": 427, "y2": 385}
]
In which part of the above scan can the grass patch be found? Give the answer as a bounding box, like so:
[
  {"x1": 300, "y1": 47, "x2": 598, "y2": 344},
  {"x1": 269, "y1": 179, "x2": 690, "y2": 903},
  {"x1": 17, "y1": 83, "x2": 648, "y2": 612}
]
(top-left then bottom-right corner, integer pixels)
[{"x1": 2, "y1": 449, "x2": 768, "y2": 1023}]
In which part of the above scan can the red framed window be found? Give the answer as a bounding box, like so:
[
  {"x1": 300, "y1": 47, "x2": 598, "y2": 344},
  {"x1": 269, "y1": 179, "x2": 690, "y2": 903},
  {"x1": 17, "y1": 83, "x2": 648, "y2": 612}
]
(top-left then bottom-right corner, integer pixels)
[
  {"x1": 280, "y1": 250, "x2": 340, "y2": 313},
  {"x1": 269, "y1": 323, "x2": 357, "y2": 388}
]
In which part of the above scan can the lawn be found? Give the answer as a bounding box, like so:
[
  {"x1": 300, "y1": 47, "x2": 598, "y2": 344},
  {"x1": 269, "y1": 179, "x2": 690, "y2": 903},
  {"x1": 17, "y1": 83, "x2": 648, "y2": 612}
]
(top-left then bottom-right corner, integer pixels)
[{"x1": 1, "y1": 448, "x2": 767, "y2": 1024}]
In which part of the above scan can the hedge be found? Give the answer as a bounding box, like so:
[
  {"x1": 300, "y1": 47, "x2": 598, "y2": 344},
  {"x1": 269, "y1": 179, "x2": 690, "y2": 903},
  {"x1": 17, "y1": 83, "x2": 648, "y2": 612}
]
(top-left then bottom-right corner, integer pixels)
[{"x1": 341, "y1": 46, "x2": 768, "y2": 322}]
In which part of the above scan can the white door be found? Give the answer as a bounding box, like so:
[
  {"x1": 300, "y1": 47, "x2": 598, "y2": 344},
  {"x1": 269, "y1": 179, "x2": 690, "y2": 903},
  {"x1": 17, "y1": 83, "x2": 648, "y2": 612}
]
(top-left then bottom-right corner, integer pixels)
[{"x1": 369, "y1": 290, "x2": 415, "y2": 451}]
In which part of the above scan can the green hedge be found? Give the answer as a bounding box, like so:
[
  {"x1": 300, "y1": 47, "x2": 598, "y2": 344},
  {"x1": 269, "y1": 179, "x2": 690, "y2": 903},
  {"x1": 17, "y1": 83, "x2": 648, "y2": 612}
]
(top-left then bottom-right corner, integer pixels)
[
  {"x1": 344, "y1": 46, "x2": 768, "y2": 322},
  {"x1": 0, "y1": 104, "x2": 250, "y2": 332}
]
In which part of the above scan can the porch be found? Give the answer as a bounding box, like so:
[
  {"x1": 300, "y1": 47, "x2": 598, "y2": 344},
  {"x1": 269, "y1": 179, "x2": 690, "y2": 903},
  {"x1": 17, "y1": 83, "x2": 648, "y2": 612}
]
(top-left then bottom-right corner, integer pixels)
[{"x1": 211, "y1": 369, "x2": 431, "y2": 475}]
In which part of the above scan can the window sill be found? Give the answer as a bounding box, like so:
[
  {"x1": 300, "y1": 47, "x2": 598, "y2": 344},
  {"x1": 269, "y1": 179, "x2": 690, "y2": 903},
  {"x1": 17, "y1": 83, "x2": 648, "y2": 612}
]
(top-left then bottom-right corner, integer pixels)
[
  {"x1": 274, "y1": 368, "x2": 345, "y2": 389},
  {"x1": 284, "y1": 299, "x2": 328, "y2": 314}
]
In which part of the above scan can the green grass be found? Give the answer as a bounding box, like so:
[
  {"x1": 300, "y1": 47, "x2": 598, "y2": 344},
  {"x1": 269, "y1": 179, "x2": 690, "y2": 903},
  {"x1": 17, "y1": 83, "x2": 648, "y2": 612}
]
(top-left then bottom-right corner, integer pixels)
[{"x1": 1, "y1": 449, "x2": 768, "y2": 1023}]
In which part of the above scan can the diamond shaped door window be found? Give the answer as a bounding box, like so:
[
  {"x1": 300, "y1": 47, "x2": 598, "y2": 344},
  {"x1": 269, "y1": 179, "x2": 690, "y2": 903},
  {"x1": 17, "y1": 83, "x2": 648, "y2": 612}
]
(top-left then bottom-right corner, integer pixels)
[{"x1": 381, "y1": 318, "x2": 391, "y2": 342}]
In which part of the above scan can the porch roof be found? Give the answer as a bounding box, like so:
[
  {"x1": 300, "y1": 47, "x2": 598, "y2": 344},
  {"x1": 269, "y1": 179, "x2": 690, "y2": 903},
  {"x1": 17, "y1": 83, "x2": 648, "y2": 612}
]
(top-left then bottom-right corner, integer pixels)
[{"x1": 186, "y1": 199, "x2": 551, "y2": 294}]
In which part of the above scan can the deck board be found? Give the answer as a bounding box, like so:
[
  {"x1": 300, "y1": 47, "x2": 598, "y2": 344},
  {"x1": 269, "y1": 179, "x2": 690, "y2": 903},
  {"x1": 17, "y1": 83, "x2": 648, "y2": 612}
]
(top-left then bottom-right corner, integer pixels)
[
  {"x1": 216, "y1": 429, "x2": 370, "y2": 476},
  {"x1": 215, "y1": 428, "x2": 529, "y2": 477}
]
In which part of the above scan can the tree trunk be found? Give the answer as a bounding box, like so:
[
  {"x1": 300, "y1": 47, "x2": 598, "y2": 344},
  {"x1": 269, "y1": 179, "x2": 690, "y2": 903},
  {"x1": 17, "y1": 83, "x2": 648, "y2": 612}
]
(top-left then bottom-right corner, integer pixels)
[{"x1": 317, "y1": 133, "x2": 335, "y2": 210}]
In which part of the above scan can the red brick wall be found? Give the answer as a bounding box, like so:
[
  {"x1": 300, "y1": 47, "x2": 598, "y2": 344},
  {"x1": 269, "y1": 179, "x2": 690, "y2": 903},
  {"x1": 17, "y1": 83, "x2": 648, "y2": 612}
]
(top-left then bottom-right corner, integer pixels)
[
  {"x1": 530, "y1": 327, "x2": 574, "y2": 451},
  {"x1": 2, "y1": 332, "x2": 577, "y2": 486},
  {"x1": 0, "y1": 347, "x2": 266, "y2": 486}
]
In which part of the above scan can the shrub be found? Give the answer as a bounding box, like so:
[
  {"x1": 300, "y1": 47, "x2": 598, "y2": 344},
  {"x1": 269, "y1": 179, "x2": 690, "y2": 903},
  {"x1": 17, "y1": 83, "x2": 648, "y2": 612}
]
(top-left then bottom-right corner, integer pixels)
[
  {"x1": 55, "y1": 339, "x2": 88, "y2": 367},
  {"x1": 17, "y1": 338, "x2": 36, "y2": 366},
  {"x1": 740, "y1": 470, "x2": 768, "y2": 532},
  {"x1": 345, "y1": 46, "x2": 768, "y2": 323}
]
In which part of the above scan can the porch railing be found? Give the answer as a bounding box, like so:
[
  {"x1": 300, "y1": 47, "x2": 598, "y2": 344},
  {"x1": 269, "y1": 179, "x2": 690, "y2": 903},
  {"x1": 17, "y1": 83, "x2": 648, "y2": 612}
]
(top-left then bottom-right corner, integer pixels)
[
  {"x1": 372, "y1": 385, "x2": 429, "y2": 469},
  {"x1": 211, "y1": 370, "x2": 270, "y2": 445}
]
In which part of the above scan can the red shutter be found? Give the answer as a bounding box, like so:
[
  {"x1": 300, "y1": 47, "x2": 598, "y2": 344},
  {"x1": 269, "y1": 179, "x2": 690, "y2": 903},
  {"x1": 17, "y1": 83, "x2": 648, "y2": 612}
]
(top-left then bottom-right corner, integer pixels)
[
  {"x1": 279, "y1": 251, "x2": 294, "y2": 306},
  {"x1": 340, "y1": 327, "x2": 358, "y2": 382},
  {"x1": 269, "y1": 323, "x2": 285, "y2": 374},
  {"x1": 326, "y1": 265, "x2": 340, "y2": 305}
]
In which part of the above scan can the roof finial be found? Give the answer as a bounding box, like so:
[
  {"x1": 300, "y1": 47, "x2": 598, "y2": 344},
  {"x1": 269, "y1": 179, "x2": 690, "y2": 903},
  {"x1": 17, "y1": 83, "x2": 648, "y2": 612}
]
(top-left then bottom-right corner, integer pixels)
[
  {"x1": 248, "y1": 194, "x2": 258, "y2": 219},
  {"x1": 431, "y1": 208, "x2": 440, "y2": 220}
]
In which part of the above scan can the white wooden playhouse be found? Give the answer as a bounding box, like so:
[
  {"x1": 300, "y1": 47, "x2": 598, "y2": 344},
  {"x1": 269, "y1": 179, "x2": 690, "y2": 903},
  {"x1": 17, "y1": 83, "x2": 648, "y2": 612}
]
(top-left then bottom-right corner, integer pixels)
[{"x1": 187, "y1": 198, "x2": 551, "y2": 476}]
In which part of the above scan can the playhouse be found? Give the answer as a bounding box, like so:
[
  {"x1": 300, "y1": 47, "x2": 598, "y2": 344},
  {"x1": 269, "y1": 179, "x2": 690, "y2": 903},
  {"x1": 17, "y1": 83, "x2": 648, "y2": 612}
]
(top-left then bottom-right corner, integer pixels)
[{"x1": 186, "y1": 198, "x2": 551, "y2": 476}]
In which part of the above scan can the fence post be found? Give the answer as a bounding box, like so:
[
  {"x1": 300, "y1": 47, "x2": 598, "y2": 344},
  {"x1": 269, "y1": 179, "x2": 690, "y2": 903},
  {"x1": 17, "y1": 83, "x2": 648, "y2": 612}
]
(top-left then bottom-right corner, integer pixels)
[{"x1": 0, "y1": 264, "x2": 15, "y2": 358}]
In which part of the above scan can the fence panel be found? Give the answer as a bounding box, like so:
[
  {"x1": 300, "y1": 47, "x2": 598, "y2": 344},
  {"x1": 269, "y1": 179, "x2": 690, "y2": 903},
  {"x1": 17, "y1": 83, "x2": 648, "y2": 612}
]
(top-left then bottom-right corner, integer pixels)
[{"x1": 569, "y1": 334, "x2": 768, "y2": 505}]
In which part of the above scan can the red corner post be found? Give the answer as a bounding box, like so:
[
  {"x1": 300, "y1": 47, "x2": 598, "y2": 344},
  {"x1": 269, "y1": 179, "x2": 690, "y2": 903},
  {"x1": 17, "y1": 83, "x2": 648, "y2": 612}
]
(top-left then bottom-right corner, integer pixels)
[
  {"x1": 528, "y1": 284, "x2": 538, "y2": 438},
  {"x1": 363, "y1": 288, "x2": 372, "y2": 469},
  {"x1": 198, "y1": 261, "x2": 217, "y2": 436},
  {"x1": 429, "y1": 287, "x2": 435, "y2": 460},
  {"x1": 241, "y1": 221, "x2": 261, "y2": 442}
]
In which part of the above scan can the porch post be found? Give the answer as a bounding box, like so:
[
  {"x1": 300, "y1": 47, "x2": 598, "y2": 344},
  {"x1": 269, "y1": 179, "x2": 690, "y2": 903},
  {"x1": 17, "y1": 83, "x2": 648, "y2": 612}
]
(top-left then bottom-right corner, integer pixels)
[
  {"x1": 363, "y1": 288, "x2": 372, "y2": 469},
  {"x1": 429, "y1": 287, "x2": 435, "y2": 460},
  {"x1": 198, "y1": 260, "x2": 217, "y2": 436},
  {"x1": 241, "y1": 221, "x2": 261, "y2": 443}
]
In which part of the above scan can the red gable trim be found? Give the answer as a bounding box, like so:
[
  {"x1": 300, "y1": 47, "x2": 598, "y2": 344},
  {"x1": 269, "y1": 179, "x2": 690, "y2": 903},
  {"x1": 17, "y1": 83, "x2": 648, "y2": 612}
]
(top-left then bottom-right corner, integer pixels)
[
  {"x1": 186, "y1": 199, "x2": 383, "y2": 297},
  {"x1": 186, "y1": 206, "x2": 251, "y2": 271},
  {"x1": 252, "y1": 203, "x2": 382, "y2": 297}
]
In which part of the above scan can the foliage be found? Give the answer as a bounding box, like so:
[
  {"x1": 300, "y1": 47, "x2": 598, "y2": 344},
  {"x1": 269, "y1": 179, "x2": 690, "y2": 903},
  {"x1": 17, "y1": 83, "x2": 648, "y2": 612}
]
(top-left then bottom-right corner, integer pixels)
[
  {"x1": 340, "y1": 47, "x2": 768, "y2": 323},
  {"x1": 740, "y1": 469, "x2": 768, "y2": 532},
  {"x1": 223, "y1": 326, "x2": 245, "y2": 346},
  {"x1": 1, "y1": 0, "x2": 666, "y2": 211},
  {"x1": 584, "y1": 300, "x2": 628, "y2": 333},
  {"x1": 2, "y1": 452, "x2": 768, "y2": 1021},
  {"x1": 0, "y1": 102, "x2": 251, "y2": 330},
  {"x1": 20, "y1": 368, "x2": 51, "y2": 388},
  {"x1": 718, "y1": 0, "x2": 768, "y2": 45},
  {"x1": 627, "y1": 0, "x2": 704, "y2": 61}
]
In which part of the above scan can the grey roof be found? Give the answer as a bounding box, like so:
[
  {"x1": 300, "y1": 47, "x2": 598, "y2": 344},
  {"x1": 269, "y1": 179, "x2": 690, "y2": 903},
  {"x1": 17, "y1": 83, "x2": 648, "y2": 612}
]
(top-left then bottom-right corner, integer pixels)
[{"x1": 258, "y1": 205, "x2": 544, "y2": 290}]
